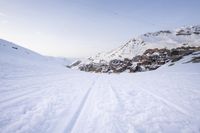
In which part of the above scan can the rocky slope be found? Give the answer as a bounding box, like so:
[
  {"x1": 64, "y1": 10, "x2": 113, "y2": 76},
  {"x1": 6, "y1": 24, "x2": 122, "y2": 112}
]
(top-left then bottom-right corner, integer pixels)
[{"x1": 69, "y1": 25, "x2": 200, "y2": 73}]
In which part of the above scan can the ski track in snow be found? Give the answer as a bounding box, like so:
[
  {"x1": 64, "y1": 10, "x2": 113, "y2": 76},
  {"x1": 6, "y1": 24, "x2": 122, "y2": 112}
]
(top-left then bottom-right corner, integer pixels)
[
  {"x1": 64, "y1": 78, "x2": 98, "y2": 133},
  {"x1": 1, "y1": 65, "x2": 200, "y2": 133},
  {"x1": 70, "y1": 76, "x2": 128, "y2": 133}
]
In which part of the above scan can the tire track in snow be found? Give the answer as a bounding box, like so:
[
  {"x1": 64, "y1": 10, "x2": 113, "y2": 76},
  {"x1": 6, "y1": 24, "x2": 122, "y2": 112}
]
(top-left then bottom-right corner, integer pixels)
[{"x1": 64, "y1": 78, "x2": 98, "y2": 133}]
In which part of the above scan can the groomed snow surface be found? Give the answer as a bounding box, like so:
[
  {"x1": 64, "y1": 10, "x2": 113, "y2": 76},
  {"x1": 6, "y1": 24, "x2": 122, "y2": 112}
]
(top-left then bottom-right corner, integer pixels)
[{"x1": 1, "y1": 40, "x2": 200, "y2": 133}]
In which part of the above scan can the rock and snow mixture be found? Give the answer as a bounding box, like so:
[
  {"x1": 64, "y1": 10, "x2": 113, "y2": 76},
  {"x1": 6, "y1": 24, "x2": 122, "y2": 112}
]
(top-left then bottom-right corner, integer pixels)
[
  {"x1": 69, "y1": 25, "x2": 200, "y2": 73},
  {"x1": 1, "y1": 26, "x2": 200, "y2": 133}
]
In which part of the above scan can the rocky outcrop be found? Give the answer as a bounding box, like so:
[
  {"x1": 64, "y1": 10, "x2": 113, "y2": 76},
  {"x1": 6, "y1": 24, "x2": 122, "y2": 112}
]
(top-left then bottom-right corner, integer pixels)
[
  {"x1": 176, "y1": 26, "x2": 200, "y2": 36},
  {"x1": 144, "y1": 30, "x2": 171, "y2": 37},
  {"x1": 79, "y1": 63, "x2": 110, "y2": 73},
  {"x1": 67, "y1": 60, "x2": 81, "y2": 68},
  {"x1": 70, "y1": 46, "x2": 200, "y2": 73}
]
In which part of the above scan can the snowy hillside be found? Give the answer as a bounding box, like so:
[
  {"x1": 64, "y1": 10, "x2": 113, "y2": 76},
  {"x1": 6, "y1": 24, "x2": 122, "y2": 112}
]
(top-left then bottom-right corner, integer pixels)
[
  {"x1": 90, "y1": 25, "x2": 200, "y2": 62},
  {"x1": 0, "y1": 39, "x2": 75, "y2": 78},
  {"x1": 0, "y1": 39, "x2": 47, "y2": 64},
  {"x1": 69, "y1": 25, "x2": 200, "y2": 73},
  {"x1": 0, "y1": 40, "x2": 200, "y2": 132},
  {"x1": 0, "y1": 39, "x2": 74, "y2": 66}
]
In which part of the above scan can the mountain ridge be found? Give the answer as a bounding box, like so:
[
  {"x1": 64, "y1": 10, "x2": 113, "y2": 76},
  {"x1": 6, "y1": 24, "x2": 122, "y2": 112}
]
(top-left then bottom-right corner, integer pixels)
[
  {"x1": 90, "y1": 25, "x2": 200, "y2": 62},
  {"x1": 70, "y1": 25, "x2": 200, "y2": 73}
]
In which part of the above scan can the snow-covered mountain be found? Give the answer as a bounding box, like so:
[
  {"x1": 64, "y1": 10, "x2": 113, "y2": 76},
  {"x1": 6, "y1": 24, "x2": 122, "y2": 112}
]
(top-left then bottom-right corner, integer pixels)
[
  {"x1": 70, "y1": 25, "x2": 200, "y2": 72},
  {"x1": 0, "y1": 39, "x2": 75, "y2": 78},
  {"x1": 1, "y1": 29, "x2": 200, "y2": 133},
  {"x1": 90, "y1": 25, "x2": 200, "y2": 62}
]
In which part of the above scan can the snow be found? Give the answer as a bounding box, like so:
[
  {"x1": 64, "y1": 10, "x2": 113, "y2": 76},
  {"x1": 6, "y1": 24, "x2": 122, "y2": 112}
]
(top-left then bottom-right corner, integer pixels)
[
  {"x1": 1, "y1": 38, "x2": 200, "y2": 133},
  {"x1": 0, "y1": 39, "x2": 74, "y2": 70},
  {"x1": 81, "y1": 25, "x2": 200, "y2": 64}
]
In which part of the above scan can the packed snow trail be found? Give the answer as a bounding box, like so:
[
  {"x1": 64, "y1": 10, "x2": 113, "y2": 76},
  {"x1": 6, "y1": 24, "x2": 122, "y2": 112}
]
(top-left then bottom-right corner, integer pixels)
[
  {"x1": 69, "y1": 77, "x2": 128, "y2": 133},
  {"x1": 63, "y1": 79, "x2": 98, "y2": 133},
  {"x1": 68, "y1": 72, "x2": 200, "y2": 133},
  {"x1": 0, "y1": 69, "x2": 98, "y2": 133},
  {"x1": 1, "y1": 60, "x2": 200, "y2": 132}
]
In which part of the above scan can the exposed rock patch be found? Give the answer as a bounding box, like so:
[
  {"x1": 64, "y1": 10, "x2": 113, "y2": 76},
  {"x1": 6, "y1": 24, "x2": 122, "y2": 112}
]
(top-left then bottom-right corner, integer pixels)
[{"x1": 69, "y1": 46, "x2": 200, "y2": 73}]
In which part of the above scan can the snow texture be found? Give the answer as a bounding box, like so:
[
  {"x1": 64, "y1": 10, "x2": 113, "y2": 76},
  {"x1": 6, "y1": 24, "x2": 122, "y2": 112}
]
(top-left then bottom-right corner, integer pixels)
[{"x1": 1, "y1": 36, "x2": 200, "y2": 133}]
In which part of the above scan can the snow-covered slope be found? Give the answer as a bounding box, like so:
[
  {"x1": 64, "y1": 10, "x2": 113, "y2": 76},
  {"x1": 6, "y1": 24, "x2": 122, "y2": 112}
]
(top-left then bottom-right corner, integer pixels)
[
  {"x1": 0, "y1": 39, "x2": 47, "y2": 63},
  {"x1": 0, "y1": 38, "x2": 74, "y2": 66},
  {"x1": 46, "y1": 56, "x2": 77, "y2": 66},
  {"x1": 86, "y1": 25, "x2": 200, "y2": 63},
  {"x1": 1, "y1": 36, "x2": 200, "y2": 132},
  {"x1": 0, "y1": 39, "x2": 75, "y2": 78},
  {"x1": 0, "y1": 47, "x2": 200, "y2": 132}
]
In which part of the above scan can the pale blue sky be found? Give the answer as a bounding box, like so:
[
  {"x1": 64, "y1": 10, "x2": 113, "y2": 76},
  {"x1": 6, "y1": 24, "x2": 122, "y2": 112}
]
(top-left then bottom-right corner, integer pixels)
[{"x1": 0, "y1": 0, "x2": 199, "y2": 57}]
